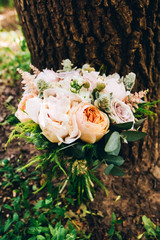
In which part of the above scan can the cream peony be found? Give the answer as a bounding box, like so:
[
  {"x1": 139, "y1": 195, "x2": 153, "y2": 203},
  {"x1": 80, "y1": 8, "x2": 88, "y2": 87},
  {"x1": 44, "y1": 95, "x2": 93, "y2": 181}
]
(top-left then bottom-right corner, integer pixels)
[
  {"x1": 15, "y1": 94, "x2": 41, "y2": 123},
  {"x1": 38, "y1": 88, "x2": 81, "y2": 144},
  {"x1": 109, "y1": 99, "x2": 135, "y2": 124},
  {"x1": 74, "y1": 103, "x2": 110, "y2": 144},
  {"x1": 104, "y1": 73, "x2": 129, "y2": 100}
]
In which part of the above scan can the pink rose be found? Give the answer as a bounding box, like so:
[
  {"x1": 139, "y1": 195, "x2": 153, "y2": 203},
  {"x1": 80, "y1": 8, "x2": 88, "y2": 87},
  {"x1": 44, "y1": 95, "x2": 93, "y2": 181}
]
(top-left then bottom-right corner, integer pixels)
[
  {"x1": 74, "y1": 103, "x2": 110, "y2": 143},
  {"x1": 103, "y1": 73, "x2": 129, "y2": 100},
  {"x1": 109, "y1": 99, "x2": 135, "y2": 124}
]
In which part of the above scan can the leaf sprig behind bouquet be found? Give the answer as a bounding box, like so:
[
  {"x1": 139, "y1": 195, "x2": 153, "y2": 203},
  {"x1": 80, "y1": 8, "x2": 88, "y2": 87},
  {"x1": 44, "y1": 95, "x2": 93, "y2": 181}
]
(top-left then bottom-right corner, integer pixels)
[{"x1": 6, "y1": 59, "x2": 159, "y2": 203}]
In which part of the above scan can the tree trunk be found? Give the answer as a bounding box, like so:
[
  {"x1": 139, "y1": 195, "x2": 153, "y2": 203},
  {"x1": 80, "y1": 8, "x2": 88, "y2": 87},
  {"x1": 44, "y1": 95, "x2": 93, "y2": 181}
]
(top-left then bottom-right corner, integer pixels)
[
  {"x1": 14, "y1": 0, "x2": 160, "y2": 169},
  {"x1": 14, "y1": 0, "x2": 160, "y2": 236}
]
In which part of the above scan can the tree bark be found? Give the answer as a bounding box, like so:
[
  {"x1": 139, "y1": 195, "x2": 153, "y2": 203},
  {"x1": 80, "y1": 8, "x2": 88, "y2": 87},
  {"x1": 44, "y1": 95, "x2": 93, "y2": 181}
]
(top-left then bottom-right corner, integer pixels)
[{"x1": 14, "y1": 0, "x2": 160, "y2": 193}]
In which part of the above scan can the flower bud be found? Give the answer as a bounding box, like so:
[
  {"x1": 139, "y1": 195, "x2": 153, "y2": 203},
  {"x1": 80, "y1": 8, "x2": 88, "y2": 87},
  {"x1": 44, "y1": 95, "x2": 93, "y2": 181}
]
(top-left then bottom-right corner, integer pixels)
[{"x1": 96, "y1": 82, "x2": 106, "y2": 91}]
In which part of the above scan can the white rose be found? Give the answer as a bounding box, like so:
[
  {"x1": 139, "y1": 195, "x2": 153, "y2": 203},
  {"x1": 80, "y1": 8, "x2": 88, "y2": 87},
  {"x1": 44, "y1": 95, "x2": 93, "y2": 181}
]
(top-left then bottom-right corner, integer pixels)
[
  {"x1": 35, "y1": 69, "x2": 58, "y2": 84},
  {"x1": 38, "y1": 88, "x2": 81, "y2": 144},
  {"x1": 109, "y1": 99, "x2": 135, "y2": 124}
]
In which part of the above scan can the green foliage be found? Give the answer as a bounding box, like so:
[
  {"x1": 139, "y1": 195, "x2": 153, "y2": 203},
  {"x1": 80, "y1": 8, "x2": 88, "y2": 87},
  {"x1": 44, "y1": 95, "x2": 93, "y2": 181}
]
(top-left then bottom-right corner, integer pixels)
[
  {"x1": 134, "y1": 100, "x2": 160, "y2": 120},
  {"x1": 138, "y1": 215, "x2": 160, "y2": 239},
  {"x1": 0, "y1": 0, "x2": 14, "y2": 7},
  {"x1": 108, "y1": 212, "x2": 123, "y2": 240},
  {"x1": 0, "y1": 114, "x2": 19, "y2": 126},
  {"x1": 104, "y1": 131, "x2": 121, "y2": 153},
  {"x1": 0, "y1": 158, "x2": 91, "y2": 240},
  {"x1": 120, "y1": 131, "x2": 147, "y2": 142},
  {"x1": 6, "y1": 118, "x2": 148, "y2": 202},
  {"x1": 0, "y1": 36, "x2": 30, "y2": 84}
]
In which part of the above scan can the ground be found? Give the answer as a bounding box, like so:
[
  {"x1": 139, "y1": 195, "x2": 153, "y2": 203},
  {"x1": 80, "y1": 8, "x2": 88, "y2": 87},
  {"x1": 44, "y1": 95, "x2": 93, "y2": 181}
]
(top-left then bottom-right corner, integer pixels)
[{"x1": 0, "y1": 8, "x2": 160, "y2": 240}]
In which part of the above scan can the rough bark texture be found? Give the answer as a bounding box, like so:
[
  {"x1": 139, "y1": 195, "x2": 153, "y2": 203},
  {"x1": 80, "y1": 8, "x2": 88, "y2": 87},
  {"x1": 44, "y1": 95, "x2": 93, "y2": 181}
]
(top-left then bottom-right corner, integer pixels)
[
  {"x1": 14, "y1": 0, "x2": 160, "y2": 238},
  {"x1": 14, "y1": 0, "x2": 160, "y2": 171}
]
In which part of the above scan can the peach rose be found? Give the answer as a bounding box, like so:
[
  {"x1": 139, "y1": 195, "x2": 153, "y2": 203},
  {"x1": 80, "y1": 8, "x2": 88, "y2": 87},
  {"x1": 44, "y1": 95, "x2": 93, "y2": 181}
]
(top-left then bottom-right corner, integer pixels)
[
  {"x1": 15, "y1": 94, "x2": 41, "y2": 123},
  {"x1": 74, "y1": 103, "x2": 110, "y2": 143}
]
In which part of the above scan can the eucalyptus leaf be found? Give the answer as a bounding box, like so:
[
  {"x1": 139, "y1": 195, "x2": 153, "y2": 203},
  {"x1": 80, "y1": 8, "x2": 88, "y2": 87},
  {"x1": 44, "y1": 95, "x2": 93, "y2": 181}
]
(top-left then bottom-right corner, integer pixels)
[
  {"x1": 110, "y1": 166, "x2": 125, "y2": 176},
  {"x1": 111, "y1": 121, "x2": 133, "y2": 131},
  {"x1": 104, "y1": 155, "x2": 124, "y2": 166},
  {"x1": 121, "y1": 131, "x2": 147, "y2": 142},
  {"x1": 107, "y1": 140, "x2": 121, "y2": 156},
  {"x1": 104, "y1": 132, "x2": 120, "y2": 152},
  {"x1": 104, "y1": 164, "x2": 114, "y2": 175}
]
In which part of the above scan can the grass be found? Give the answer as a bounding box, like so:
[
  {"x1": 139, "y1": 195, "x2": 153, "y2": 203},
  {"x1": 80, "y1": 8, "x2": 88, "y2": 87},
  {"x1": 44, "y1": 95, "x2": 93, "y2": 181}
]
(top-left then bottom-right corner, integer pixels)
[
  {"x1": 0, "y1": 28, "x2": 31, "y2": 85},
  {"x1": 0, "y1": 158, "x2": 91, "y2": 240}
]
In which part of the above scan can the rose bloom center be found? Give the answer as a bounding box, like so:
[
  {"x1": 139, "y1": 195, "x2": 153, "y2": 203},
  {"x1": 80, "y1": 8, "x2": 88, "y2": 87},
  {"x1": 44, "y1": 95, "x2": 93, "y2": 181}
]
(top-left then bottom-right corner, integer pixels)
[
  {"x1": 116, "y1": 104, "x2": 129, "y2": 119},
  {"x1": 84, "y1": 107, "x2": 103, "y2": 124}
]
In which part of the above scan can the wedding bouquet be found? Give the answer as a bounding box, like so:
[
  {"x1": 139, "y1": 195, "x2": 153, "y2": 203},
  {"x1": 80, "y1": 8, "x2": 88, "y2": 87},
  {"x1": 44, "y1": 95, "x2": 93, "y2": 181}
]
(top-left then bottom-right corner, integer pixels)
[{"x1": 7, "y1": 59, "x2": 157, "y2": 203}]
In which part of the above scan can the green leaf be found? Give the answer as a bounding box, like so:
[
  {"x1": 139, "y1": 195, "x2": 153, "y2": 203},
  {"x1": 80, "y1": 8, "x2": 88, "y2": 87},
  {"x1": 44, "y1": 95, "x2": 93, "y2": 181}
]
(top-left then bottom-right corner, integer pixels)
[
  {"x1": 147, "y1": 228, "x2": 157, "y2": 237},
  {"x1": 66, "y1": 197, "x2": 74, "y2": 205},
  {"x1": 28, "y1": 237, "x2": 37, "y2": 240},
  {"x1": 104, "y1": 164, "x2": 114, "y2": 175},
  {"x1": 137, "y1": 233, "x2": 144, "y2": 239},
  {"x1": 111, "y1": 121, "x2": 133, "y2": 130},
  {"x1": 13, "y1": 196, "x2": 21, "y2": 211},
  {"x1": 53, "y1": 207, "x2": 65, "y2": 217},
  {"x1": 107, "y1": 140, "x2": 121, "y2": 156},
  {"x1": 38, "y1": 214, "x2": 47, "y2": 224},
  {"x1": 28, "y1": 227, "x2": 41, "y2": 235},
  {"x1": 49, "y1": 224, "x2": 55, "y2": 236},
  {"x1": 4, "y1": 218, "x2": 13, "y2": 232},
  {"x1": 104, "y1": 155, "x2": 124, "y2": 166},
  {"x1": 121, "y1": 131, "x2": 147, "y2": 142},
  {"x1": 110, "y1": 166, "x2": 125, "y2": 176},
  {"x1": 108, "y1": 225, "x2": 115, "y2": 236},
  {"x1": 45, "y1": 196, "x2": 52, "y2": 205},
  {"x1": 6, "y1": 114, "x2": 20, "y2": 125},
  {"x1": 115, "y1": 231, "x2": 123, "y2": 240},
  {"x1": 13, "y1": 212, "x2": 19, "y2": 222},
  {"x1": 3, "y1": 204, "x2": 13, "y2": 211},
  {"x1": 34, "y1": 200, "x2": 45, "y2": 209},
  {"x1": 66, "y1": 229, "x2": 77, "y2": 240},
  {"x1": 116, "y1": 219, "x2": 123, "y2": 224},
  {"x1": 105, "y1": 132, "x2": 120, "y2": 152},
  {"x1": 37, "y1": 235, "x2": 46, "y2": 240},
  {"x1": 50, "y1": 222, "x2": 67, "y2": 239},
  {"x1": 142, "y1": 215, "x2": 156, "y2": 230},
  {"x1": 111, "y1": 212, "x2": 116, "y2": 223},
  {"x1": 15, "y1": 221, "x2": 23, "y2": 229}
]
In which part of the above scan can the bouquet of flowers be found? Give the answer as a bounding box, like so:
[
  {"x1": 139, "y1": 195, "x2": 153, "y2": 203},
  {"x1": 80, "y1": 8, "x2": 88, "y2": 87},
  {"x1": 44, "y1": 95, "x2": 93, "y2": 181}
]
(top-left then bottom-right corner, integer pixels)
[{"x1": 7, "y1": 59, "x2": 158, "y2": 203}]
